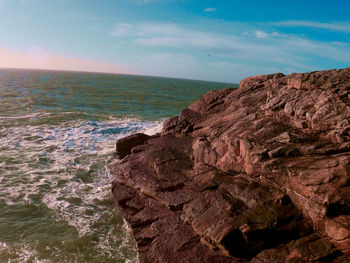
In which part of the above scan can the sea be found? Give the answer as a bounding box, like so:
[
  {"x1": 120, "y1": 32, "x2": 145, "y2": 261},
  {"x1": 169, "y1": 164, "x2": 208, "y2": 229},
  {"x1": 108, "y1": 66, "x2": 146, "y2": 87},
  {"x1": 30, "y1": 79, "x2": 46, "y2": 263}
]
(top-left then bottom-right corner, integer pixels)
[{"x1": 0, "y1": 69, "x2": 234, "y2": 263}]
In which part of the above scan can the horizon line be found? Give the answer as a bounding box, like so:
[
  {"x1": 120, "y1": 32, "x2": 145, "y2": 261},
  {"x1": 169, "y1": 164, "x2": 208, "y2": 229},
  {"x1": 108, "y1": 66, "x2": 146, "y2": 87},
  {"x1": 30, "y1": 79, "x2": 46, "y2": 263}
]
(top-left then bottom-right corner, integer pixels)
[{"x1": 0, "y1": 66, "x2": 236, "y2": 85}]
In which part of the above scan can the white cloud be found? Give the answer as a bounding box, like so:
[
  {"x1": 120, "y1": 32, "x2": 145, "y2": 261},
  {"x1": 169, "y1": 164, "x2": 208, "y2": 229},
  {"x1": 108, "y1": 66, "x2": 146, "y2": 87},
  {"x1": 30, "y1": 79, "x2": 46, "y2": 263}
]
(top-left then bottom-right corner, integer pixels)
[
  {"x1": 245, "y1": 30, "x2": 280, "y2": 39},
  {"x1": 254, "y1": 30, "x2": 269, "y2": 38},
  {"x1": 204, "y1": 7, "x2": 216, "y2": 12},
  {"x1": 273, "y1": 21, "x2": 350, "y2": 33}
]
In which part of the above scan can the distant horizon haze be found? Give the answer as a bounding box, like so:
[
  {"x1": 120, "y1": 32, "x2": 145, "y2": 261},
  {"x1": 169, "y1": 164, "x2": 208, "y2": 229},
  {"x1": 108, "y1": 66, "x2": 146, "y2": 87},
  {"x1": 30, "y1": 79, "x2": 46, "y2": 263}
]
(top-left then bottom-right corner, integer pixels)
[{"x1": 0, "y1": 66, "x2": 235, "y2": 84}]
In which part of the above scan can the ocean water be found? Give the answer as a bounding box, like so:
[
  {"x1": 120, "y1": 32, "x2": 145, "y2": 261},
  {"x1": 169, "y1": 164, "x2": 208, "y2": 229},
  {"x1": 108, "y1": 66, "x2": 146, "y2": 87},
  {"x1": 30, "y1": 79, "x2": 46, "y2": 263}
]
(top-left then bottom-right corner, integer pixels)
[{"x1": 0, "y1": 69, "x2": 234, "y2": 263}]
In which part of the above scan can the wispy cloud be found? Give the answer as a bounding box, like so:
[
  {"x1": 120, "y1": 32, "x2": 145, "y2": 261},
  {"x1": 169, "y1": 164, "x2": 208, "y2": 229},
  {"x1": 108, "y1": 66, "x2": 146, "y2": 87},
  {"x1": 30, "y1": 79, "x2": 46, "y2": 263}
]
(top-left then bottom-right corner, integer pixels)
[
  {"x1": 110, "y1": 21, "x2": 350, "y2": 81},
  {"x1": 273, "y1": 20, "x2": 350, "y2": 33},
  {"x1": 111, "y1": 22, "x2": 350, "y2": 66},
  {"x1": 111, "y1": 23, "x2": 134, "y2": 36},
  {"x1": 204, "y1": 7, "x2": 216, "y2": 12}
]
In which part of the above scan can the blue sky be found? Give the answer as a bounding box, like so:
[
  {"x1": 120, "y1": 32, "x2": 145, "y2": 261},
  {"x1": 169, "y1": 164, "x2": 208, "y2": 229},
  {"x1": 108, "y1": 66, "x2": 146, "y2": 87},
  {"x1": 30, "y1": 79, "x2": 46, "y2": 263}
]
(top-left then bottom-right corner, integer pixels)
[{"x1": 0, "y1": 0, "x2": 350, "y2": 82}]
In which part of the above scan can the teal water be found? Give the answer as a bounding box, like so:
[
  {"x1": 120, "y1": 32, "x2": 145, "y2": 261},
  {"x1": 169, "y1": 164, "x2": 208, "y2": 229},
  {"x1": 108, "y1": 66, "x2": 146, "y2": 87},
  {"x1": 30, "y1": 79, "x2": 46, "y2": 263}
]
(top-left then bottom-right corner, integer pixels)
[{"x1": 0, "y1": 69, "x2": 234, "y2": 262}]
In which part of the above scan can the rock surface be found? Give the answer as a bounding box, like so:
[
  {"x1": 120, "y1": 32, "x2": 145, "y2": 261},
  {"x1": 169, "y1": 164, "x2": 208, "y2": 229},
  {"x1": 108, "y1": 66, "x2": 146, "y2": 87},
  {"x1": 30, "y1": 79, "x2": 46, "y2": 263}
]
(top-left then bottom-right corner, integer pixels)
[{"x1": 110, "y1": 67, "x2": 350, "y2": 262}]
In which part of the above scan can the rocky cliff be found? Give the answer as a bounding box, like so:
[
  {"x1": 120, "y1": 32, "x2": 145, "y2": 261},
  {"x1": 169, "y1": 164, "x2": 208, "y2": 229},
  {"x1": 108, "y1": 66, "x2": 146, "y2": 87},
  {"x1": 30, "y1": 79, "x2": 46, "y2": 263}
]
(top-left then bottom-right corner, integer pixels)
[{"x1": 109, "y1": 68, "x2": 350, "y2": 262}]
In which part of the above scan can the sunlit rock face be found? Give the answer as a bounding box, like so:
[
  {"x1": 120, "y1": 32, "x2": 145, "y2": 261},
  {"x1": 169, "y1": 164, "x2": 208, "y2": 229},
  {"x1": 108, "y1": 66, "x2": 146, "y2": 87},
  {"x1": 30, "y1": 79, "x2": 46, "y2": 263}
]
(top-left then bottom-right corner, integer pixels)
[{"x1": 110, "y1": 67, "x2": 350, "y2": 262}]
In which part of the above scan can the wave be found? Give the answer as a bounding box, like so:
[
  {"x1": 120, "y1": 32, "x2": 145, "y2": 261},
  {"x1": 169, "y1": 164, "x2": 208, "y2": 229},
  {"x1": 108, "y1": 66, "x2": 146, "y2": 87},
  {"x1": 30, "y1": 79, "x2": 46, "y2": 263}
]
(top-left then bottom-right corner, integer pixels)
[{"x1": 0, "y1": 116, "x2": 162, "y2": 262}]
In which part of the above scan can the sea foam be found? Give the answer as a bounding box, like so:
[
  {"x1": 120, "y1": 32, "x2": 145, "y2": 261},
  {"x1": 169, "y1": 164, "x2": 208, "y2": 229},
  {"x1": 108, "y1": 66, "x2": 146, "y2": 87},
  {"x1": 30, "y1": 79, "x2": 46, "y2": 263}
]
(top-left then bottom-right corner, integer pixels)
[{"x1": 0, "y1": 116, "x2": 160, "y2": 262}]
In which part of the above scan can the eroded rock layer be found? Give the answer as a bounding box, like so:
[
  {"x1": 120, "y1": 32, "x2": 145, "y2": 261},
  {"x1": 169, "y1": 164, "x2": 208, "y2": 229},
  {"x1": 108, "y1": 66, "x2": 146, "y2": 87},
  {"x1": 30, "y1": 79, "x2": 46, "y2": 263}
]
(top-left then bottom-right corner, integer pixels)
[{"x1": 110, "y1": 68, "x2": 350, "y2": 262}]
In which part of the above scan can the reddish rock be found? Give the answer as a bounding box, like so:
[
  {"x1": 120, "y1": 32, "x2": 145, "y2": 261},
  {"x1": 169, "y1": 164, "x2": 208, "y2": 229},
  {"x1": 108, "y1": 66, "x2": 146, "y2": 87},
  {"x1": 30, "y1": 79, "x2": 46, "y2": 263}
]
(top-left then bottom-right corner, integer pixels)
[
  {"x1": 115, "y1": 133, "x2": 153, "y2": 158},
  {"x1": 110, "y1": 67, "x2": 350, "y2": 262}
]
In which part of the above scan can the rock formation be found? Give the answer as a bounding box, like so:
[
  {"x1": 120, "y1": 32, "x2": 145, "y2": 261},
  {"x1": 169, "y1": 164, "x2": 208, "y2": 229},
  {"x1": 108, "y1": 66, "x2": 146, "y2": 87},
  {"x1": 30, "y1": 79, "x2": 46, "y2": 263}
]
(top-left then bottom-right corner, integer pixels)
[{"x1": 110, "y1": 67, "x2": 350, "y2": 262}]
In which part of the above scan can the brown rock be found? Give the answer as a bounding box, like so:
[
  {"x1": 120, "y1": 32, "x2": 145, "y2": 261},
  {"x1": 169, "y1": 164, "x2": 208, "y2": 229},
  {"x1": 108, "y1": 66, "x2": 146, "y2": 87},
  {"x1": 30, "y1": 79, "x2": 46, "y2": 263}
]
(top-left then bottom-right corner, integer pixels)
[
  {"x1": 110, "y1": 67, "x2": 350, "y2": 262},
  {"x1": 115, "y1": 133, "x2": 153, "y2": 158}
]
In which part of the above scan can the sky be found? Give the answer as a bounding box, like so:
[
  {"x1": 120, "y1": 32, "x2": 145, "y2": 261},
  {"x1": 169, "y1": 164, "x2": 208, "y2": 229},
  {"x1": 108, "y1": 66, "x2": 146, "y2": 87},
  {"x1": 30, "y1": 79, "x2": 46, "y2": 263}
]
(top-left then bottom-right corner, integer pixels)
[{"x1": 0, "y1": 0, "x2": 350, "y2": 83}]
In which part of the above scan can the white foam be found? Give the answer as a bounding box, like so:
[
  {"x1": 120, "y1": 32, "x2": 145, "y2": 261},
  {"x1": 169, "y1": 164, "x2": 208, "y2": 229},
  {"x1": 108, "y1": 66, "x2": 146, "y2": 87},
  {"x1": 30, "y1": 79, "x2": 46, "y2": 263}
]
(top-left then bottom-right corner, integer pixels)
[
  {"x1": 0, "y1": 242, "x2": 7, "y2": 248},
  {"x1": 1, "y1": 116, "x2": 157, "y2": 262},
  {"x1": 142, "y1": 120, "x2": 163, "y2": 135},
  {"x1": 3, "y1": 243, "x2": 50, "y2": 263}
]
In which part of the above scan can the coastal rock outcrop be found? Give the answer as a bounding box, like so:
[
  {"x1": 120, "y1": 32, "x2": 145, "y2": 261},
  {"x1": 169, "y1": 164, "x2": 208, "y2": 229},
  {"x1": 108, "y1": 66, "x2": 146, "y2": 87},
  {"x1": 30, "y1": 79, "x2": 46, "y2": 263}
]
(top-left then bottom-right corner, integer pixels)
[{"x1": 110, "y1": 67, "x2": 350, "y2": 262}]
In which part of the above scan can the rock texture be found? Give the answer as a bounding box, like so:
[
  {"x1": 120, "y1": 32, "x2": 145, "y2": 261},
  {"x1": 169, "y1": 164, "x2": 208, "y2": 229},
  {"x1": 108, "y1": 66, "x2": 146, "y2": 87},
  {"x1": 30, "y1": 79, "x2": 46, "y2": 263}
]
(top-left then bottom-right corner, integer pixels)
[{"x1": 110, "y1": 67, "x2": 350, "y2": 262}]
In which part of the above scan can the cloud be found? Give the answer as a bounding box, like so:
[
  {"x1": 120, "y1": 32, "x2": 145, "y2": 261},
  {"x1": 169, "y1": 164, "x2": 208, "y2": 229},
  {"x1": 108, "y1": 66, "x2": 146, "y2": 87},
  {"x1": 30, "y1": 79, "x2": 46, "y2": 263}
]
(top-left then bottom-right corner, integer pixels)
[
  {"x1": 114, "y1": 22, "x2": 245, "y2": 49},
  {"x1": 0, "y1": 47, "x2": 129, "y2": 74},
  {"x1": 273, "y1": 21, "x2": 350, "y2": 33},
  {"x1": 245, "y1": 30, "x2": 280, "y2": 39},
  {"x1": 112, "y1": 22, "x2": 350, "y2": 65},
  {"x1": 204, "y1": 7, "x2": 216, "y2": 12},
  {"x1": 111, "y1": 23, "x2": 182, "y2": 37},
  {"x1": 254, "y1": 30, "x2": 269, "y2": 39},
  {"x1": 110, "y1": 21, "x2": 350, "y2": 81},
  {"x1": 111, "y1": 23, "x2": 134, "y2": 37}
]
